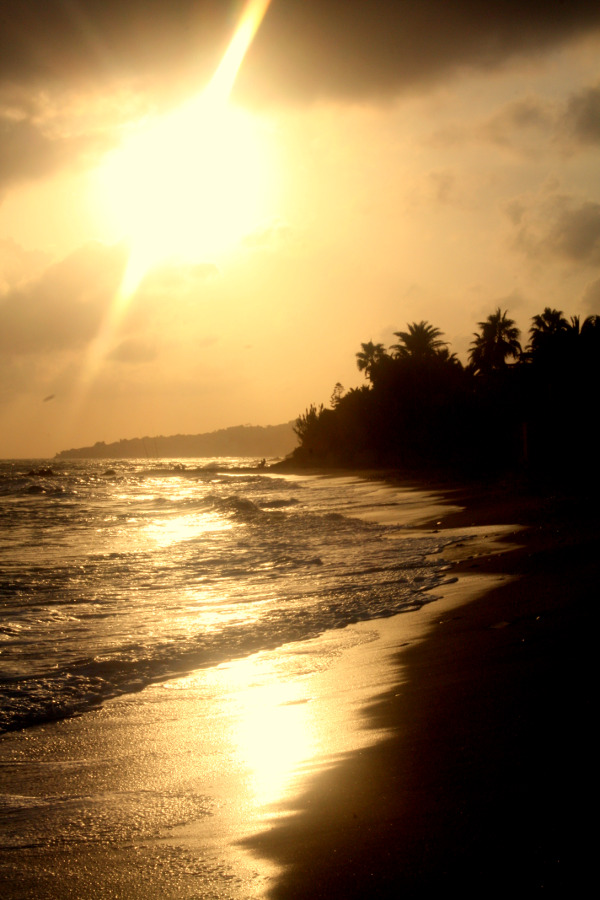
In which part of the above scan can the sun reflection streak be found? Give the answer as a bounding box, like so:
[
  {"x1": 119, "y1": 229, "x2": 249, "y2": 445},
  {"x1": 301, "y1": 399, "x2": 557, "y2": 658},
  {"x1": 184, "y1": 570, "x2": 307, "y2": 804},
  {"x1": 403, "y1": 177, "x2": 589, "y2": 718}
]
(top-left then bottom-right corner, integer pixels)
[
  {"x1": 222, "y1": 655, "x2": 317, "y2": 807},
  {"x1": 144, "y1": 512, "x2": 232, "y2": 548},
  {"x1": 77, "y1": 0, "x2": 273, "y2": 404}
]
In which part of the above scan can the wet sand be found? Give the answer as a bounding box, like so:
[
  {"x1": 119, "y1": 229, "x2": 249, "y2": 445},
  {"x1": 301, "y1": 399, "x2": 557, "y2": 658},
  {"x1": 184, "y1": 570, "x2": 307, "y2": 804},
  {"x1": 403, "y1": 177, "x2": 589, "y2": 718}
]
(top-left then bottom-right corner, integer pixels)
[
  {"x1": 1, "y1": 479, "x2": 594, "y2": 897},
  {"x1": 244, "y1": 482, "x2": 596, "y2": 896}
]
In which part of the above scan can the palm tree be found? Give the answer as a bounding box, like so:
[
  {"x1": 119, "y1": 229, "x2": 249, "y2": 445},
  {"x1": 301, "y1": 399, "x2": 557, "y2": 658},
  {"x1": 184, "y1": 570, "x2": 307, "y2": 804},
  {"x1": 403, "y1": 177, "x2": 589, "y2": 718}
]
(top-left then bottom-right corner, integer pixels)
[
  {"x1": 570, "y1": 314, "x2": 600, "y2": 358},
  {"x1": 391, "y1": 321, "x2": 447, "y2": 359},
  {"x1": 469, "y1": 308, "x2": 522, "y2": 374},
  {"x1": 528, "y1": 308, "x2": 569, "y2": 353},
  {"x1": 435, "y1": 346, "x2": 462, "y2": 368},
  {"x1": 356, "y1": 341, "x2": 387, "y2": 380},
  {"x1": 580, "y1": 314, "x2": 600, "y2": 339}
]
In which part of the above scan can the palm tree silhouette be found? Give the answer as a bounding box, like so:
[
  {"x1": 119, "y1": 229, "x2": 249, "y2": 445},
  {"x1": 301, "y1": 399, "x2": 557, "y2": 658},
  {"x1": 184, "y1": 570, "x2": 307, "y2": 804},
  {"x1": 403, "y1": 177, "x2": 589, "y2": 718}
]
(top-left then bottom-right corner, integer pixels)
[
  {"x1": 356, "y1": 341, "x2": 387, "y2": 380},
  {"x1": 391, "y1": 321, "x2": 447, "y2": 359},
  {"x1": 469, "y1": 308, "x2": 521, "y2": 374},
  {"x1": 528, "y1": 307, "x2": 568, "y2": 352},
  {"x1": 567, "y1": 314, "x2": 600, "y2": 358},
  {"x1": 580, "y1": 314, "x2": 600, "y2": 339}
]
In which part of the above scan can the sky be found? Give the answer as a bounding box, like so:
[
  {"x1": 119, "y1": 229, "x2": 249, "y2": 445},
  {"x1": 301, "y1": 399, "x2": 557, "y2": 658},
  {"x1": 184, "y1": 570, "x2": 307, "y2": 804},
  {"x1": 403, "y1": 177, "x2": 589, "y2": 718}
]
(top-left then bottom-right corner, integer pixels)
[{"x1": 1, "y1": 1, "x2": 600, "y2": 458}]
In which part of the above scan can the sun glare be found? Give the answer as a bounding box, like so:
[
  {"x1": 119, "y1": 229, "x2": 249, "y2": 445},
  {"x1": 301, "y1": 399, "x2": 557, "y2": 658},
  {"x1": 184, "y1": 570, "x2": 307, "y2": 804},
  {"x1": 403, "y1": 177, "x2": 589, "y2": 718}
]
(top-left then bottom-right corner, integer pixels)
[
  {"x1": 72, "y1": 0, "x2": 274, "y2": 404},
  {"x1": 98, "y1": 98, "x2": 271, "y2": 286},
  {"x1": 94, "y1": 0, "x2": 274, "y2": 295}
]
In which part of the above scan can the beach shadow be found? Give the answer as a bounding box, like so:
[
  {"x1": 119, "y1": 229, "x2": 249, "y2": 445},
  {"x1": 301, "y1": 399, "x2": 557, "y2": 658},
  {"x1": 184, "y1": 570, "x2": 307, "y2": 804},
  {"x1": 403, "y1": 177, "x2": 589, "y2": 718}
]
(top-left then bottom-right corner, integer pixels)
[{"x1": 241, "y1": 492, "x2": 595, "y2": 897}]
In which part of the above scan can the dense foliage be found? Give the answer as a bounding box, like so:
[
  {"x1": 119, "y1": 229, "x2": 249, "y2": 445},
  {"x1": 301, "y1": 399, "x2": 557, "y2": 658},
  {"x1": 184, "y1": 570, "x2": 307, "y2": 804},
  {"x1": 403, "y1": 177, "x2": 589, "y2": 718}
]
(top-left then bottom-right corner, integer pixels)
[{"x1": 292, "y1": 308, "x2": 600, "y2": 481}]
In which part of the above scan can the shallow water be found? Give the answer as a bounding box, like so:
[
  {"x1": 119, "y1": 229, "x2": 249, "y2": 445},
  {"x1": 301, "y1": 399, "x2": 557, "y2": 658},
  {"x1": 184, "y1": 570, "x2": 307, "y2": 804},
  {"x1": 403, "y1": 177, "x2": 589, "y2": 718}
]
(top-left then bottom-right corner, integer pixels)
[
  {"x1": 0, "y1": 460, "x2": 464, "y2": 898},
  {"x1": 0, "y1": 459, "x2": 453, "y2": 734}
]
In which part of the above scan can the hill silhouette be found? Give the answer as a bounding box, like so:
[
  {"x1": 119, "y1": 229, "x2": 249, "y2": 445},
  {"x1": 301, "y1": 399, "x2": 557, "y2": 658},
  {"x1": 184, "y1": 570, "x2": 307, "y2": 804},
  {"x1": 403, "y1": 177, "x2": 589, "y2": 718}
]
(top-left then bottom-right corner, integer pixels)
[{"x1": 55, "y1": 422, "x2": 295, "y2": 460}]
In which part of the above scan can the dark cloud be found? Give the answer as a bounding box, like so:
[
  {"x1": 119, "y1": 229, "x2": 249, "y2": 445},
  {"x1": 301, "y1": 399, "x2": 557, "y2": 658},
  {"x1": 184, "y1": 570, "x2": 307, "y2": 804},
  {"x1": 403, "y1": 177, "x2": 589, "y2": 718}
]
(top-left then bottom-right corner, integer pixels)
[
  {"x1": 562, "y1": 84, "x2": 600, "y2": 145},
  {"x1": 477, "y1": 85, "x2": 600, "y2": 157},
  {"x1": 1, "y1": 2, "x2": 599, "y2": 103},
  {"x1": 0, "y1": 242, "x2": 127, "y2": 355},
  {"x1": 546, "y1": 201, "x2": 600, "y2": 263},
  {"x1": 0, "y1": 2, "x2": 230, "y2": 94},
  {"x1": 513, "y1": 196, "x2": 600, "y2": 265},
  {"x1": 479, "y1": 97, "x2": 554, "y2": 151},
  {"x1": 0, "y1": 118, "x2": 61, "y2": 184},
  {"x1": 242, "y1": 1, "x2": 600, "y2": 103},
  {"x1": 428, "y1": 81, "x2": 600, "y2": 159},
  {"x1": 0, "y1": 114, "x2": 109, "y2": 190}
]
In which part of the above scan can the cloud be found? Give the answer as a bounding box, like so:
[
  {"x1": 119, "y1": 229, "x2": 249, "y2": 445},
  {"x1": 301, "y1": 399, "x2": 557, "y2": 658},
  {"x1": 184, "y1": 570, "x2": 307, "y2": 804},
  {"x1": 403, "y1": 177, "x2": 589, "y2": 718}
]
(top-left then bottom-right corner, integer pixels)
[
  {"x1": 1, "y1": 2, "x2": 599, "y2": 104},
  {"x1": 0, "y1": 117, "x2": 64, "y2": 185},
  {"x1": 242, "y1": 1, "x2": 600, "y2": 103},
  {"x1": 512, "y1": 194, "x2": 600, "y2": 265},
  {"x1": 478, "y1": 96, "x2": 555, "y2": 153},
  {"x1": 581, "y1": 277, "x2": 600, "y2": 313},
  {"x1": 0, "y1": 96, "x2": 117, "y2": 191},
  {"x1": 0, "y1": 115, "x2": 97, "y2": 191},
  {"x1": 137, "y1": 260, "x2": 219, "y2": 299},
  {"x1": 108, "y1": 338, "x2": 158, "y2": 364},
  {"x1": 405, "y1": 168, "x2": 473, "y2": 211},
  {"x1": 544, "y1": 201, "x2": 600, "y2": 263},
  {"x1": 478, "y1": 86, "x2": 600, "y2": 158},
  {"x1": 561, "y1": 83, "x2": 600, "y2": 145},
  {"x1": 430, "y1": 171, "x2": 458, "y2": 205},
  {"x1": 0, "y1": 2, "x2": 229, "y2": 93},
  {"x1": 431, "y1": 80, "x2": 600, "y2": 157},
  {"x1": 0, "y1": 238, "x2": 50, "y2": 291},
  {"x1": 426, "y1": 80, "x2": 600, "y2": 162},
  {"x1": 0, "y1": 241, "x2": 127, "y2": 355}
]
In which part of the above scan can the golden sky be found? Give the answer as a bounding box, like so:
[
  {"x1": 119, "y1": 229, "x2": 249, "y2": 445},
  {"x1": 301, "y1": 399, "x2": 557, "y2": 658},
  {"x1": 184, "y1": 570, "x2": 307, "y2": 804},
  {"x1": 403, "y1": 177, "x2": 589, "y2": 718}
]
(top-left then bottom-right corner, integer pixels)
[{"x1": 1, "y1": 1, "x2": 600, "y2": 457}]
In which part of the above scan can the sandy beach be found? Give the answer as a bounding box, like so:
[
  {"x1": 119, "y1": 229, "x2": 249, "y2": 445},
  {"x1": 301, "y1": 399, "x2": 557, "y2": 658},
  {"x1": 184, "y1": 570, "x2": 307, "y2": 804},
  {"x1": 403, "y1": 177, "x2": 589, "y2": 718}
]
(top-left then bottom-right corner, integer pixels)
[
  {"x1": 1, "y1": 477, "x2": 595, "y2": 897},
  {"x1": 245, "y1": 481, "x2": 597, "y2": 896}
]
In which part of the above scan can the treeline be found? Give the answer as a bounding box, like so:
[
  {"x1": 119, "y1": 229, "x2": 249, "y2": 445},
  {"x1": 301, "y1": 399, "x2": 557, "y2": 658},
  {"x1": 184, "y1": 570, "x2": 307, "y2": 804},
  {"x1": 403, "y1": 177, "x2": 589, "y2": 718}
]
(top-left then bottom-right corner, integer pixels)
[{"x1": 290, "y1": 309, "x2": 599, "y2": 482}]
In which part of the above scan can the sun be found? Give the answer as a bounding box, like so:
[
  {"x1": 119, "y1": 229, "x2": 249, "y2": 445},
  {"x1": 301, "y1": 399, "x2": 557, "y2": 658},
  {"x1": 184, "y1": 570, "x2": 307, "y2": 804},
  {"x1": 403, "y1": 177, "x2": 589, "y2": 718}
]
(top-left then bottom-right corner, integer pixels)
[
  {"x1": 93, "y1": 0, "x2": 274, "y2": 295},
  {"x1": 72, "y1": 0, "x2": 274, "y2": 406},
  {"x1": 96, "y1": 94, "x2": 272, "y2": 288}
]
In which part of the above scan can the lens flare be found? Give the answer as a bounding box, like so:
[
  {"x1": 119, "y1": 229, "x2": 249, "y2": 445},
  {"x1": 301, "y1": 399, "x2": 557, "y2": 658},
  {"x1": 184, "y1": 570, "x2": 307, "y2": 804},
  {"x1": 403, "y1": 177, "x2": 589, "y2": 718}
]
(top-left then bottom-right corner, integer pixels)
[{"x1": 78, "y1": 0, "x2": 273, "y2": 399}]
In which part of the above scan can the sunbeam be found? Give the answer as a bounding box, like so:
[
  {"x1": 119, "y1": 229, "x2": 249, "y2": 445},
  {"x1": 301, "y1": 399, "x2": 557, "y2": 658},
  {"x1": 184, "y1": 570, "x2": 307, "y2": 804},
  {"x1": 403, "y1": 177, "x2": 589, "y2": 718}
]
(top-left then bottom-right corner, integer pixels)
[{"x1": 80, "y1": 0, "x2": 274, "y2": 399}]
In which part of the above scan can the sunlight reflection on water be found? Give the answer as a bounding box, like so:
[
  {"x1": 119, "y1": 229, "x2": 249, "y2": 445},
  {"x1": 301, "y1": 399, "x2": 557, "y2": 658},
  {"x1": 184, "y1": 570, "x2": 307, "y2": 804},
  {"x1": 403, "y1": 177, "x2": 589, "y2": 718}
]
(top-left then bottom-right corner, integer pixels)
[
  {"x1": 222, "y1": 655, "x2": 316, "y2": 806},
  {"x1": 144, "y1": 511, "x2": 233, "y2": 548}
]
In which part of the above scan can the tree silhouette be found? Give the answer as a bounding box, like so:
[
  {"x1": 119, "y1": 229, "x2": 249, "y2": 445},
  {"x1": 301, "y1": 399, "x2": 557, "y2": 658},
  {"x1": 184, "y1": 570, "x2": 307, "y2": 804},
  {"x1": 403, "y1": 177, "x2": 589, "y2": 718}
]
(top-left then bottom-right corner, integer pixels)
[
  {"x1": 293, "y1": 404, "x2": 324, "y2": 442},
  {"x1": 330, "y1": 382, "x2": 345, "y2": 407},
  {"x1": 469, "y1": 308, "x2": 521, "y2": 374},
  {"x1": 580, "y1": 314, "x2": 600, "y2": 342},
  {"x1": 391, "y1": 321, "x2": 447, "y2": 359},
  {"x1": 291, "y1": 305, "x2": 596, "y2": 481},
  {"x1": 528, "y1": 307, "x2": 569, "y2": 354},
  {"x1": 356, "y1": 341, "x2": 387, "y2": 380}
]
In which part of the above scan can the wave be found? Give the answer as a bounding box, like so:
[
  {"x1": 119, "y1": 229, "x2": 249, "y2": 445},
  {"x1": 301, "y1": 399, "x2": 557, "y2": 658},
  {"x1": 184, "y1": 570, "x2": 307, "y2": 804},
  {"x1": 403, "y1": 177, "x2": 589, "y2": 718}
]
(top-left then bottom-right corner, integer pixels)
[{"x1": 0, "y1": 459, "x2": 460, "y2": 736}]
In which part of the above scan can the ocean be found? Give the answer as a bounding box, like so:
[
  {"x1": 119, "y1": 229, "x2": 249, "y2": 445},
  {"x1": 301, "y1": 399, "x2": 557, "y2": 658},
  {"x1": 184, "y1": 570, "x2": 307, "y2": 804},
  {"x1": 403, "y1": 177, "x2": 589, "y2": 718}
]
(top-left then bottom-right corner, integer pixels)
[{"x1": 0, "y1": 458, "x2": 455, "y2": 737}]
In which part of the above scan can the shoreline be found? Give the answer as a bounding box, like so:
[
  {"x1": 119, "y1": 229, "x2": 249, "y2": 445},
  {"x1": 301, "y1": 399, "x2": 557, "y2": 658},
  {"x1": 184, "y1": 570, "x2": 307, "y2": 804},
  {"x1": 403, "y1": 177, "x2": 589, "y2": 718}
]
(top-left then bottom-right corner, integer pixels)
[
  {"x1": 1, "y1": 474, "x2": 594, "y2": 896},
  {"x1": 243, "y1": 480, "x2": 596, "y2": 896}
]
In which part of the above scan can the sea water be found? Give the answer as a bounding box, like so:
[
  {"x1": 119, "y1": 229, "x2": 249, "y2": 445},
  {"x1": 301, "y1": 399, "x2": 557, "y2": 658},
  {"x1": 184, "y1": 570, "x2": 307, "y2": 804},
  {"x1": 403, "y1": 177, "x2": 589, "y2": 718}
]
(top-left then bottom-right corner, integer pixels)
[{"x1": 0, "y1": 459, "x2": 454, "y2": 736}]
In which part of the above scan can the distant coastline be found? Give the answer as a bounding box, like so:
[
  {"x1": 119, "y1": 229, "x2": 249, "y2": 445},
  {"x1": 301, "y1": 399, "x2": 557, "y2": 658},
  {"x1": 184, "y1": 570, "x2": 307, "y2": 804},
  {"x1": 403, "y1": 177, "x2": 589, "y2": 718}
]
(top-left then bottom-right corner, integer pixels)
[{"x1": 54, "y1": 422, "x2": 296, "y2": 460}]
